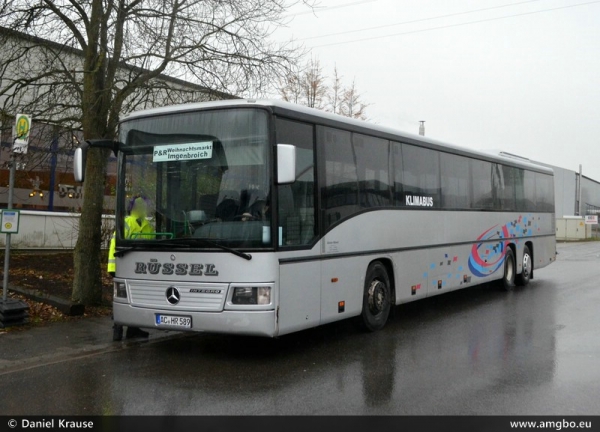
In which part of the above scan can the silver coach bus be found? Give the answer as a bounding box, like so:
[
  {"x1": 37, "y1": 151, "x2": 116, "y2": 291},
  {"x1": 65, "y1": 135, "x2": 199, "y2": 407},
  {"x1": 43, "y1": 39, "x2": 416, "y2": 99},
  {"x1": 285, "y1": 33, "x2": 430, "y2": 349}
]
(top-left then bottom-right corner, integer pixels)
[{"x1": 74, "y1": 99, "x2": 556, "y2": 337}]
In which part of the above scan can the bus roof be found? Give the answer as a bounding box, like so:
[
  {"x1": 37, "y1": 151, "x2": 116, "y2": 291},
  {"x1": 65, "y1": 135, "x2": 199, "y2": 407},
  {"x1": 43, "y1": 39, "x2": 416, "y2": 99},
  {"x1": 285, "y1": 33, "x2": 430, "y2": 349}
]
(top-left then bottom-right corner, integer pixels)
[{"x1": 121, "y1": 99, "x2": 554, "y2": 175}]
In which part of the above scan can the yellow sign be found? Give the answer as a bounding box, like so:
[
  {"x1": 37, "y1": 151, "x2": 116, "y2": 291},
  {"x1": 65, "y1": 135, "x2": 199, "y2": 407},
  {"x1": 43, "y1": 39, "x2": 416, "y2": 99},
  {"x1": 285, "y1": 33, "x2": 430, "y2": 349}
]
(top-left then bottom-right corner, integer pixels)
[
  {"x1": 16, "y1": 115, "x2": 30, "y2": 138},
  {"x1": 4, "y1": 223, "x2": 12, "y2": 230}
]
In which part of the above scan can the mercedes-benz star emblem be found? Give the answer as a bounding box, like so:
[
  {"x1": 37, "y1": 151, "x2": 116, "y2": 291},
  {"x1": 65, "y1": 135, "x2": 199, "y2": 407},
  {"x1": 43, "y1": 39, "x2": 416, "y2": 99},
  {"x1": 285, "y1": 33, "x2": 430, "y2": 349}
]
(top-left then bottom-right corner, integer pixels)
[{"x1": 166, "y1": 287, "x2": 180, "y2": 305}]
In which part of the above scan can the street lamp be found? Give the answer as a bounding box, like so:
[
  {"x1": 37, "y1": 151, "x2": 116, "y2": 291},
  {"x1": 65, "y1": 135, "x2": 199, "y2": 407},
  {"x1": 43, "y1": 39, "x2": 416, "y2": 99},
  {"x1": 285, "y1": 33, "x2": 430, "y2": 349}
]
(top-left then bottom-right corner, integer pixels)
[
  {"x1": 29, "y1": 189, "x2": 44, "y2": 199},
  {"x1": 28, "y1": 176, "x2": 44, "y2": 200}
]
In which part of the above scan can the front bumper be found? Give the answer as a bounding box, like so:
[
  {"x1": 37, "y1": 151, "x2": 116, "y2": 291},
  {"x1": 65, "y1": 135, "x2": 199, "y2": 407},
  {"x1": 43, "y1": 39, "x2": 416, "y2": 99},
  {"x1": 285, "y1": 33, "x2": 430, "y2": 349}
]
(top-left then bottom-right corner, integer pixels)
[{"x1": 113, "y1": 302, "x2": 277, "y2": 337}]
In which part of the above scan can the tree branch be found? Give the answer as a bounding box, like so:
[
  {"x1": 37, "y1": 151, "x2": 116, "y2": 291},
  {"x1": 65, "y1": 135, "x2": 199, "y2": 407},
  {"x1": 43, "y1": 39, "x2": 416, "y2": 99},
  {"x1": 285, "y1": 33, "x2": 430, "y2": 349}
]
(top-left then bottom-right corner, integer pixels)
[{"x1": 42, "y1": 0, "x2": 87, "y2": 50}]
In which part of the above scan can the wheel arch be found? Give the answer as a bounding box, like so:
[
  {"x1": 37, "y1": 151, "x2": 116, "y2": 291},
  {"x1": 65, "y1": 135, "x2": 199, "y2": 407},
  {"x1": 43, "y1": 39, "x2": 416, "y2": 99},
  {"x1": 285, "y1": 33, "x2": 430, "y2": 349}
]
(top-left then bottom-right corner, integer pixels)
[{"x1": 507, "y1": 242, "x2": 517, "y2": 258}]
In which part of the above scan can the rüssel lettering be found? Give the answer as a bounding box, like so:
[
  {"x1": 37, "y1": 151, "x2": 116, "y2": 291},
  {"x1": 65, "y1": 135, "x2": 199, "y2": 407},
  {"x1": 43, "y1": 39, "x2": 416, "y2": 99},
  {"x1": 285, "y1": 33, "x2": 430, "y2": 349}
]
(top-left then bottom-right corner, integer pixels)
[
  {"x1": 189, "y1": 264, "x2": 204, "y2": 276},
  {"x1": 147, "y1": 259, "x2": 161, "y2": 274},
  {"x1": 162, "y1": 263, "x2": 174, "y2": 275},
  {"x1": 135, "y1": 260, "x2": 218, "y2": 276},
  {"x1": 175, "y1": 263, "x2": 188, "y2": 275}
]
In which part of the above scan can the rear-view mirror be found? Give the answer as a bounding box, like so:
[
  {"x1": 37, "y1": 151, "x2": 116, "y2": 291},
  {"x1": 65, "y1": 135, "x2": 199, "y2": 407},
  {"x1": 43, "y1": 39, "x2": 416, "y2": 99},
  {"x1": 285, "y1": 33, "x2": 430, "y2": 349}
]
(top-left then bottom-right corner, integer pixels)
[
  {"x1": 73, "y1": 142, "x2": 88, "y2": 183},
  {"x1": 277, "y1": 144, "x2": 296, "y2": 184}
]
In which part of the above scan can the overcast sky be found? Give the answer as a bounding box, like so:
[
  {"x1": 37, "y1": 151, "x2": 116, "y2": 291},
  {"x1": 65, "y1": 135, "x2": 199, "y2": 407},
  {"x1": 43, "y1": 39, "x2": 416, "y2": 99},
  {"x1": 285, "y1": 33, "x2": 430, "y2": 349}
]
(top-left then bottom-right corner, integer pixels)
[{"x1": 272, "y1": 0, "x2": 600, "y2": 180}]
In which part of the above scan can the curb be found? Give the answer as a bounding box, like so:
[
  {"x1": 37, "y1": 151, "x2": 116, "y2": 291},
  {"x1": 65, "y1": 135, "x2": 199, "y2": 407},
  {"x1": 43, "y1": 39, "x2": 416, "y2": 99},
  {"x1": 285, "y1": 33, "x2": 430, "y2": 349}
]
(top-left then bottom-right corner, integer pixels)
[
  {"x1": 7, "y1": 283, "x2": 85, "y2": 316},
  {"x1": 0, "y1": 327, "x2": 190, "y2": 376}
]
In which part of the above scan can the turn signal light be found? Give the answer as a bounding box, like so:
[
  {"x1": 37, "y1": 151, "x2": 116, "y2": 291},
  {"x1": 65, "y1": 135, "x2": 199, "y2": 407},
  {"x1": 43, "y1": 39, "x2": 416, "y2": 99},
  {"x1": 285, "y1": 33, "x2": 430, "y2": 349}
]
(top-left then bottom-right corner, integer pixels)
[{"x1": 114, "y1": 282, "x2": 127, "y2": 299}]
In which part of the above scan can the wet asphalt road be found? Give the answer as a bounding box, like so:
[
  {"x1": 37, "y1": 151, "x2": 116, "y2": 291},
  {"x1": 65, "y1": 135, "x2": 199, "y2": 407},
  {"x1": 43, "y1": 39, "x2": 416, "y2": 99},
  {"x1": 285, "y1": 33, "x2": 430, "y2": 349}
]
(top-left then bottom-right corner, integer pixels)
[{"x1": 1, "y1": 241, "x2": 599, "y2": 415}]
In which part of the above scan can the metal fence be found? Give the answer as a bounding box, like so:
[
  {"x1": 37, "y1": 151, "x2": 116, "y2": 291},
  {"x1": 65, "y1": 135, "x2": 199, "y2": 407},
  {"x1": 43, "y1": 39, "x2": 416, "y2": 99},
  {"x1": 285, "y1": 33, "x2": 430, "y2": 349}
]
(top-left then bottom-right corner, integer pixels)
[{"x1": 0, "y1": 210, "x2": 114, "y2": 249}]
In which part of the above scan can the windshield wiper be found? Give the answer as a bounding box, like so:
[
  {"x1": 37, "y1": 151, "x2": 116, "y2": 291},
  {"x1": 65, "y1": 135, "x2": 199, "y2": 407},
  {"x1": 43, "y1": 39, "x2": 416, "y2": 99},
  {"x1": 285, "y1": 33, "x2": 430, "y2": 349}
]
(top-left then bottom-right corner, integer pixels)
[
  {"x1": 114, "y1": 242, "x2": 178, "y2": 257},
  {"x1": 114, "y1": 238, "x2": 252, "y2": 260},
  {"x1": 155, "y1": 238, "x2": 252, "y2": 261},
  {"x1": 114, "y1": 244, "x2": 147, "y2": 258}
]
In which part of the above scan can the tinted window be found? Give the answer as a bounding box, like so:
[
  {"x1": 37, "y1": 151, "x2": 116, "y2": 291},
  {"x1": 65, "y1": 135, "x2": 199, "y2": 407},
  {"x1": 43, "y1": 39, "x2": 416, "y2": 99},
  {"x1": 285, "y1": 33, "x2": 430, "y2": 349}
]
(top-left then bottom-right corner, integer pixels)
[
  {"x1": 401, "y1": 144, "x2": 440, "y2": 208},
  {"x1": 276, "y1": 118, "x2": 317, "y2": 247},
  {"x1": 318, "y1": 126, "x2": 359, "y2": 229},
  {"x1": 471, "y1": 159, "x2": 494, "y2": 209},
  {"x1": 392, "y1": 142, "x2": 404, "y2": 205},
  {"x1": 354, "y1": 134, "x2": 391, "y2": 208},
  {"x1": 536, "y1": 173, "x2": 554, "y2": 212},
  {"x1": 515, "y1": 168, "x2": 536, "y2": 212},
  {"x1": 440, "y1": 152, "x2": 470, "y2": 209},
  {"x1": 497, "y1": 164, "x2": 517, "y2": 211},
  {"x1": 521, "y1": 170, "x2": 536, "y2": 211}
]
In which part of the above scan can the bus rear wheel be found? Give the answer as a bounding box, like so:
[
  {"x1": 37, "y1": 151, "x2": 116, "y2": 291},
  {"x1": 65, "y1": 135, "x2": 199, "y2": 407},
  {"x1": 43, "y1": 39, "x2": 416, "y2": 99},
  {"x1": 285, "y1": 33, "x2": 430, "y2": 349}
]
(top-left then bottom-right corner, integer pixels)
[
  {"x1": 359, "y1": 262, "x2": 392, "y2": 332},
  {"x1": 502, "y1": 248, "x2": 516, "y2": 291},
  {"x1": 516, "y1": 245, "x2": 532, "y2": 286}
]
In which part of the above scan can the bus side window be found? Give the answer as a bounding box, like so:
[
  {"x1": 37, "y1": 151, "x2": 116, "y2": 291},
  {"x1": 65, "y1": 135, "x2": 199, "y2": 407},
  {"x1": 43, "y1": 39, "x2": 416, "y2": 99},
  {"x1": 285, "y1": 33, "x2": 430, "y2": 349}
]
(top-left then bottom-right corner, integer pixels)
[
  {"x1": 400, "y1": 144, "x2": 441, "y2": 208},
  {"x1": 392, "y1": 142, "x2": 403, "y2": 205},
  {"x1": 521, "y1": 170, "x2": 536, "y2": 212},
  {"x1": 276, "y1": 118, "x2": 317, "y2": 247},
  {"x1": 471, "y1": 159, "x2": 494, "y2": 210},
  {"x1": 353, "y1": 133, "x2": 391, "y2": 208},
  {"x1": 318, "y1": 126, "x2": 359, "y2": 230},
  {"x1": 536, "y1": 173, "x2": 555, "y2": 212},
  {"x1": 497, "y1": 164, "x2": 517, "y2": 211},
  {"x1": 440, "y1": 152, "x2": 470, "y2": 209}
]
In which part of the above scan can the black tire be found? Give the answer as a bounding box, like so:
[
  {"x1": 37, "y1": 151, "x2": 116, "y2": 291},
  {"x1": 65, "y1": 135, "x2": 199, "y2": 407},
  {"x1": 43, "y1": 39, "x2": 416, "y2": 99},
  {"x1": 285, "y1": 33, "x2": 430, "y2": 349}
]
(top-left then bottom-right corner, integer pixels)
[
  {"x1": 359, "y1": 262, "x2": 392, "y2": 332},
  {"x1": 502, "y1": 247, "x2": 516, "y2": 291},
  {"x1": 516, "y1": 245, "x2": 532, "y2": 286},
  {"x1": 113, "y1": 324, "x2": 123, "y2": 342}
]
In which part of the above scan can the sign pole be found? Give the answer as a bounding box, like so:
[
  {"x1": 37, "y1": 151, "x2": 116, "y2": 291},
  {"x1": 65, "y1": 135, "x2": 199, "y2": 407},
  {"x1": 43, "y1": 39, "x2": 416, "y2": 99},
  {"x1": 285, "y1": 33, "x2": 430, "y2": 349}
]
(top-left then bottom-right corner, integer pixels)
[
  {"x1": 2, "y1": 151, "x2": 16, "y2": 302},
  {"x1": 0, "y1": 116, "x2": 30, "y2": 328}
]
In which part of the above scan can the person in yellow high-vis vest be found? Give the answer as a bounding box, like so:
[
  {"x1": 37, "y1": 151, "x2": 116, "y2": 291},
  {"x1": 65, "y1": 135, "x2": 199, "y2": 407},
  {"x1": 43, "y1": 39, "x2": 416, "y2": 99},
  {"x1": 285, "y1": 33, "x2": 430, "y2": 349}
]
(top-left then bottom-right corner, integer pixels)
[{"x1": 109, "y1": 194, "x2": 154, "y2": 340}]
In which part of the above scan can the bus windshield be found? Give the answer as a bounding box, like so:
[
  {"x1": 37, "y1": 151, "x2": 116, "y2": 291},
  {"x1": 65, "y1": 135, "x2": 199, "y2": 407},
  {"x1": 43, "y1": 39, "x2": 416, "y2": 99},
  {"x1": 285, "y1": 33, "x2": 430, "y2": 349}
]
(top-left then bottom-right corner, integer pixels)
[{"x1": 118, "y1": 108, "x2": 272, "y2": 249}]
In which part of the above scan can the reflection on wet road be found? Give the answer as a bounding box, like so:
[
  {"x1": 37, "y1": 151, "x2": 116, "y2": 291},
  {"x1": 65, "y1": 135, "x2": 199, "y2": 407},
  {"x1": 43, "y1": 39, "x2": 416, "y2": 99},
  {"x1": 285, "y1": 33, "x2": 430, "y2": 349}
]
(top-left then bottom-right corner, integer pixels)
[{"x1": 2, "y1": 242, "x2": 599, "y2": 415}]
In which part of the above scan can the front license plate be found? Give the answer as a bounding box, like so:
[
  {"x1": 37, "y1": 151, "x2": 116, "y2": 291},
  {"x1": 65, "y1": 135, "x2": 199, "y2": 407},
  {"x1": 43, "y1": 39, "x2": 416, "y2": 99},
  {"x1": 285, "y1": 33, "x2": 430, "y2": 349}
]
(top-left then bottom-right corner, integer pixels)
[{"x1": 155, "y1": 314, "x2": 192, "y2": 328}]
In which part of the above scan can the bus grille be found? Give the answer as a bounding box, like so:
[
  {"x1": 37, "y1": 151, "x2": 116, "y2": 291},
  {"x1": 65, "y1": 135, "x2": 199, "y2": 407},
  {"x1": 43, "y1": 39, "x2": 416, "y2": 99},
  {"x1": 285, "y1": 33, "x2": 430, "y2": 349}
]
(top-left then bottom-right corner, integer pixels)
[{"x1": 127, "y1": 280, "x2": 228, "y2": 312}]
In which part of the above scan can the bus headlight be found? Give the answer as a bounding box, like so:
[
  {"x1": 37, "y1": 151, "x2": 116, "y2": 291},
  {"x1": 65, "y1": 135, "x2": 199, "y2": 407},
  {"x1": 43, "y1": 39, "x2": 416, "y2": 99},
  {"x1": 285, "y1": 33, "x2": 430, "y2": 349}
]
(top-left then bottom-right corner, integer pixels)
[
  {"x1": 232, "y1": 286, "x2": 271, "y2": 305},
  {"x1": 114, "y1": 282, "x2": 127, "y2": 299}
]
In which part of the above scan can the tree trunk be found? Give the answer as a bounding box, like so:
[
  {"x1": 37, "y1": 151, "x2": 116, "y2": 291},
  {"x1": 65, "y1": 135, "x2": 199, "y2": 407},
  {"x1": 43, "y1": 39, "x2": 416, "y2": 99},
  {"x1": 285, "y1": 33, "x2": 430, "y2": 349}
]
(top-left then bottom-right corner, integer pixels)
[
  {"x1": 72, "y1": 146, "x2": 109, "y2": 305},
  {"x1": 72, "y1": 0, "x2": 111, "y2": 306}
]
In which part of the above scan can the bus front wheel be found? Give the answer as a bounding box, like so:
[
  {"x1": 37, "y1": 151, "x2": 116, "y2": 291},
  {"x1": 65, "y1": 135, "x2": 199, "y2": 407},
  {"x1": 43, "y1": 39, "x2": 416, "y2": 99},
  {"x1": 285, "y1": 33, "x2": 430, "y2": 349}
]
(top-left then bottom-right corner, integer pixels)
[
  {"x1": 359, "y1": 262, "x2": 392, "y2": 332},
  {"x1": 502, "y1": 248, "x2": 516, "y2": 291}
]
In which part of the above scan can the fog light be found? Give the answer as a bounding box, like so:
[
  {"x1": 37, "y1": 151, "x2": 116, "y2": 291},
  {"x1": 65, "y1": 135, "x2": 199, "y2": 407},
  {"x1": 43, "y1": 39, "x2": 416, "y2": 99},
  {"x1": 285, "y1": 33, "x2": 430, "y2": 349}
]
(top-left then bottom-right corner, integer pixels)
[
  {"x1": 114, "y1": 282, "x2": 127, "y2": 299},
  {"x1": 232, "y1": 287, "x2": 271, "y2": 305}
]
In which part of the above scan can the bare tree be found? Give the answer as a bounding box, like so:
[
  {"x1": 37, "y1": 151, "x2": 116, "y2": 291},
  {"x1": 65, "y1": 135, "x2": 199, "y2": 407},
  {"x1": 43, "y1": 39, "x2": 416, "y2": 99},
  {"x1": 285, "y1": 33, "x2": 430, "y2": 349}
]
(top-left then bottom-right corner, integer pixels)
[
  {"x1": 0, "y1": 0, "x2": 309, "y2": 305},
  {"x1": 279, "y1": 63, "x2": 303, "y2": 105},
  {"x1": 279, "y1": 57, "x2": 326, "y2": 109},
  {"x1": 340, "y1": 79, "x2": 368, "y2": 120},
  {"x1": 278, "y1": 59, "x2": 369, "y2": 119},
  {"x1": 328, "y1": 65, "x2": 343, "y2": 115},
  {"x1": 302, "y1": 58, "x2": 327, "y2": 109}
]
